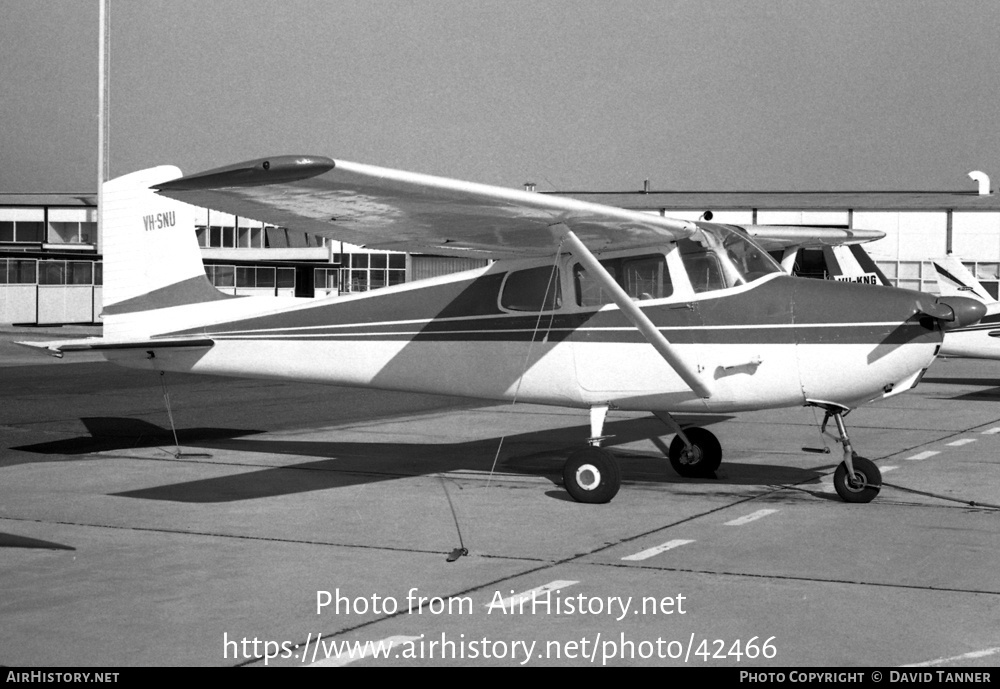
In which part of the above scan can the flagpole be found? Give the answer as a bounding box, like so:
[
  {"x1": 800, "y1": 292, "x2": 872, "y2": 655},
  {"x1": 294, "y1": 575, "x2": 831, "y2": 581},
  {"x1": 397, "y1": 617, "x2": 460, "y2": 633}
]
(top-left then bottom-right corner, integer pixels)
[{"x1": 97, "y1": 0, "x2": 108, "y2": 255}]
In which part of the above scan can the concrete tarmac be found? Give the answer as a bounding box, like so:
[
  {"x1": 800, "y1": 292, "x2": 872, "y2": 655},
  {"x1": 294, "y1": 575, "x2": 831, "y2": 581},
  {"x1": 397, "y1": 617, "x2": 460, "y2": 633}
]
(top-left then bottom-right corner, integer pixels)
[{"x1": 1, "y1": 327, "x2": 999, "y2": 667}]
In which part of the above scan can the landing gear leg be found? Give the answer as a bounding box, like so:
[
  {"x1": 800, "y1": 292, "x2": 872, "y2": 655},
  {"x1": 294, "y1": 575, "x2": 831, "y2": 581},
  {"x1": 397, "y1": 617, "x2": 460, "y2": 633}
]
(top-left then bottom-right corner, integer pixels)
[
  {"x1": 814, "y1": 404, "x2": 881, "y2": 503},
  {"x1": 563, "y1": 404, "x2": 621, "y2": 504},
  {"x1": 654, "y1": 411, "x2": 722, "y2": 478}
]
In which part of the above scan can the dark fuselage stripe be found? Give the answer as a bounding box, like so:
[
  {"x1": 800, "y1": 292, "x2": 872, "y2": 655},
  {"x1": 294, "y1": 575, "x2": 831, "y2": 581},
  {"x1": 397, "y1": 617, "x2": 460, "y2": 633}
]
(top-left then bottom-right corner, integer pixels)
[{"x1": 208, "y1": 323, "x2": 935, "y2": 346}]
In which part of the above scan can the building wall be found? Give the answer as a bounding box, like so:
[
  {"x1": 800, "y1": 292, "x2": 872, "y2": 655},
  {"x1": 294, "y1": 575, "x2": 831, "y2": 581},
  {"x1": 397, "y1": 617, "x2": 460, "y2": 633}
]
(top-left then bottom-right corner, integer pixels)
[{"x1": 4, "y1": 189, "x2": 1000, "y2": 322}]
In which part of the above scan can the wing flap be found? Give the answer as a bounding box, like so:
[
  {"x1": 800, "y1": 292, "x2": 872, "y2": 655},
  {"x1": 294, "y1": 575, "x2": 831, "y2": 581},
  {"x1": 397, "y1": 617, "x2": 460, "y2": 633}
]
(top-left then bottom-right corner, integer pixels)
[{"x1": 154, "y1": 156, "x2": 698, "y2": 258}]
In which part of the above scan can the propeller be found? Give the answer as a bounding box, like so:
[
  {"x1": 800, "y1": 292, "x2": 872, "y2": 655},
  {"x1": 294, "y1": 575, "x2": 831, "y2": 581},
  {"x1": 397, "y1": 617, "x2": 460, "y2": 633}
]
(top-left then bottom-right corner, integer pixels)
[{"x1": 920, "y1": 295, "x2": 987, "y2": 330}]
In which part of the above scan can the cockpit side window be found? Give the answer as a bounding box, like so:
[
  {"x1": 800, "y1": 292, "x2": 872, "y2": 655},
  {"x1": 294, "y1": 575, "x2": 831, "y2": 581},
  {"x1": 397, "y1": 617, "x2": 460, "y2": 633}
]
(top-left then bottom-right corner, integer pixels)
[
  {"x1": 623, "y1": 255, "x2": 672, "y2": 300},
  {"x1": 575, "y1": 259, "x2": 619, "y2": 307},
  {"x1": 574, "y1": 253, "x2": 673, "y2": 306},
  {"x1": 677, "y1": 239, "x2": 726, "y2": 293},
  {"x1": 678, "y1": 225, "x2": 782, "y2": 293}
]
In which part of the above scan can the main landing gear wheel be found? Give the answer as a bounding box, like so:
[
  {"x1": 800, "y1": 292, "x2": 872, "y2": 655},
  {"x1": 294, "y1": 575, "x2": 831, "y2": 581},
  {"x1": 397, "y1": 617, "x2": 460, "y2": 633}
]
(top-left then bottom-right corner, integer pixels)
[
  {"x1": 668, "y1": 427, "x2": 722, "y2": 478},
  {"x1": 563, "y1": 447, "x2": 621, "y2": 504},
  {"x1": 833, "y1": 455, "x2": 881, "y2": 503}
]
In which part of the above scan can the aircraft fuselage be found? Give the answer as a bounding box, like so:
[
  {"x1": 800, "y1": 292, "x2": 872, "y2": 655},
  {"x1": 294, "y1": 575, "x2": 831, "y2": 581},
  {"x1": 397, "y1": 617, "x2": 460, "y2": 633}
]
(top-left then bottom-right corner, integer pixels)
[{"x1": 106, "y1": 256, "x2": 944, "y2": 414}]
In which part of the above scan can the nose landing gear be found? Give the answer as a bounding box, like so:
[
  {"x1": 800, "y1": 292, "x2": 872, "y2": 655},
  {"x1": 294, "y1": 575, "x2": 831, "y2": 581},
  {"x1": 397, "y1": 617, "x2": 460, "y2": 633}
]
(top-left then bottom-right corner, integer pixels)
[{"x1": 810, "y1": 402, "x2": 882, "y2": 503}]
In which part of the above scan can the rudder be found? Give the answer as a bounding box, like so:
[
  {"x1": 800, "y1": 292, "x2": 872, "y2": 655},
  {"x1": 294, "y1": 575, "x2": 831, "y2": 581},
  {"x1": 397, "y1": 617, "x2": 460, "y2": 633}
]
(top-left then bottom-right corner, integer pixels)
[{"x1": 101, "y1": 166, "x2": 232, "y2": 338}]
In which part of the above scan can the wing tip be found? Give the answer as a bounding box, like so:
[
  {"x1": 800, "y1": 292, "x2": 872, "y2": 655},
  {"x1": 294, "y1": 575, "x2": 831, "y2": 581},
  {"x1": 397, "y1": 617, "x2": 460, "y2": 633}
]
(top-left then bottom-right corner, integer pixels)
[
  {"x1": 154, "y1": 155, "x2": 336, "y2": 192},
  {"x1": 13, "y1": 340, "x2": 66, "y2": 358}
]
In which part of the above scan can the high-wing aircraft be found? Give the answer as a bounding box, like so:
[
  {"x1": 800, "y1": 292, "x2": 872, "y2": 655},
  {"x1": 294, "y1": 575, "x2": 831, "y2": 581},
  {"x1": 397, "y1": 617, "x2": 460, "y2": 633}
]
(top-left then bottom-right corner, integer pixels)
[
  {"x1": 17, "y1": 157, "x2": 987, "y2": 505},
  {"x1": 931, "y1": 255, "x2": 1000, "y2": 359}
]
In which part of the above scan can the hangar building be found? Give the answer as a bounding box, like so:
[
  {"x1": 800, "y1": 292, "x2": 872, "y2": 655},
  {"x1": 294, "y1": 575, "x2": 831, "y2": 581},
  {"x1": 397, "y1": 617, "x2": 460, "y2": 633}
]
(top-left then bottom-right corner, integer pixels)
[{"x1": 2, "y1": 173, "x2": 998, "y2": 325}]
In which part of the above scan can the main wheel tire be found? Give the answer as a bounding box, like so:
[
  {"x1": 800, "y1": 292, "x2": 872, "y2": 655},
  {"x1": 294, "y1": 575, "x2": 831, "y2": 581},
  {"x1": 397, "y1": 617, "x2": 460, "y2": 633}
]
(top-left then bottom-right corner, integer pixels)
[
  {"x1": 562, "y1": 447, "x2": 621, "y2": 504},
  {"x1": 833, "y1": 455, "x2": 881, "y2": 503},
  {"x1": 668, "y1": 427, "x2": 722, "y2": 478}
]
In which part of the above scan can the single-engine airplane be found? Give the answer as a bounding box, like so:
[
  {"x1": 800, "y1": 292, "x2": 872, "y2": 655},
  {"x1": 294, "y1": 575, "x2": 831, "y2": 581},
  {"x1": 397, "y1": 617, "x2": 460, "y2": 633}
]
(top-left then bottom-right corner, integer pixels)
[
  {"x1": 17, "y1": 157, "x2": 987, "y2": 504},
  {"x1": 932, "y1": 255, "x2": 1000, "y2": 359}
]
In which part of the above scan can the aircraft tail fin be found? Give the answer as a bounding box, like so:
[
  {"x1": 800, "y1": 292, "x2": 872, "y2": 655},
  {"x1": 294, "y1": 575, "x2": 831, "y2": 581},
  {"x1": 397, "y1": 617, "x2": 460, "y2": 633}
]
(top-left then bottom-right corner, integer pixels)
[
  {"x1": 101, "y1": 166, "x2": 234, "y2": 339},
  {"x1": 824, "y1": 245, "x2": 893, "y2": 286},
  {"x1": 931, "y1": 256, "x2": 995, "y2": 305}
]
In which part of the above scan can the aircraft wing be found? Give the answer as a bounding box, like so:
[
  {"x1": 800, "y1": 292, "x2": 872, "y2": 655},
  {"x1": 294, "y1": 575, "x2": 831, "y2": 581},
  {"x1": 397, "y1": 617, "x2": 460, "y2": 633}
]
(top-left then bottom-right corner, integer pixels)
[
  {"x1": 732, "y1": 224, "x2": 889, "y2": 285},
  {"x1": 153, "y1": 156, "x2": 699, "y2": 258},
  {"x1": 736, "y1": 225, "x2": 885, "y2": 252}
]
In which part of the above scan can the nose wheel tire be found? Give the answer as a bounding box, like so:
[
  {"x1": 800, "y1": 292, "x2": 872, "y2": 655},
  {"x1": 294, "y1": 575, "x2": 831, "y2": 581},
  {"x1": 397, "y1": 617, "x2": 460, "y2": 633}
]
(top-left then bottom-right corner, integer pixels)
[
  {"x1": 833, "y1": 455, "x2": 881, "y2": 503},
  {"x1": 668, "y1": 427, "x2": 723, "y2": 478},
  {"x1": 563, "y1": 447, "x2": 621, "y2": 504}
]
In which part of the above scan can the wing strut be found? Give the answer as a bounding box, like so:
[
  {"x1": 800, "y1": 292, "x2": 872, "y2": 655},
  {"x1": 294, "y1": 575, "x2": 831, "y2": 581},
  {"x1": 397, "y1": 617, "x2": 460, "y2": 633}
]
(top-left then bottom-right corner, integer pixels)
[{"x1": 556, "y1": 226, "x2": 712, "y2": 399}]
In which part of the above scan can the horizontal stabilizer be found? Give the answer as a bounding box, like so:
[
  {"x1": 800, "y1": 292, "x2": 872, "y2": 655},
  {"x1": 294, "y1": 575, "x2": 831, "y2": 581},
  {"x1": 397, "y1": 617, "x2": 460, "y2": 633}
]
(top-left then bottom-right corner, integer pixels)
[{"x1": 15, "y1": 337, "x2": 215, "y2": 359}]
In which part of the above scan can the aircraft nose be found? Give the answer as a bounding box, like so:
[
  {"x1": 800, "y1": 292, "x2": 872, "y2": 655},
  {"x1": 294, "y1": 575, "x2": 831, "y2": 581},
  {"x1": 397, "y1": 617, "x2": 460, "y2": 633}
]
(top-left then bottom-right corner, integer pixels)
[{"x1": 933, "y1": 296, "x2": 988, "y2": 330}]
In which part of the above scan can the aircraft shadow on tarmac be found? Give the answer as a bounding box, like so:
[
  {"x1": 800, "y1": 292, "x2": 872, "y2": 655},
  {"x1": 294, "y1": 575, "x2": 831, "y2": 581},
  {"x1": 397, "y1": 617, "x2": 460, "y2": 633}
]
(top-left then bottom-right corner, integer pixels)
[
  {"x1": 0, "y1": 532, "x2": 75, "y2": 551},
  {"x1": 39, "y1": 414, "x2": 836, "y2": 503},
  {"x1": 10, "y1": 417, "x2": 262, "y2": 462},
  {"x1": 920, "y1": 376, "x2": 1000, "y2": 402}
]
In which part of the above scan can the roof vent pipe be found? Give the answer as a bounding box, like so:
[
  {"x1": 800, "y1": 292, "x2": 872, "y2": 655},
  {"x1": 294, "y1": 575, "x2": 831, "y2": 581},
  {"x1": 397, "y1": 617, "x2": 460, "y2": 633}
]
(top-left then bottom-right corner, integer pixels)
[{"x1": 968, "y1": 171, "x2": 991, "y2": 195}]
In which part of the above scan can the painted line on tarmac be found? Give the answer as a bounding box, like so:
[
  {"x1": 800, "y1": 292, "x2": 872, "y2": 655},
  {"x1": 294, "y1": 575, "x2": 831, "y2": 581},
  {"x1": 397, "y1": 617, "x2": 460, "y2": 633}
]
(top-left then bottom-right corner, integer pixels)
[
  {"x1": 485, "y1": 580, "x2": 578, "y2": 611},
  {"x1": 902, "y1": 646, "x2": 1000, "y2": 667},
  {"x1": 982, "y1": 427, "x2": 1000, "y2": 435},
  {"x1": 622, "y1": 539, "x2": 695, "y2": 561},
  {"x1": 307, "y1": 634, "x2": 420, "y2": 667},
  {"x1": 724, "y1": 509, "x2": 779, "y2": 526},
  {"x1": 906, "y1": 450, "x2": 940, "y2": 461},
  {"x1": 946, "y1": 438, "x2": 977, "y2": 447}
]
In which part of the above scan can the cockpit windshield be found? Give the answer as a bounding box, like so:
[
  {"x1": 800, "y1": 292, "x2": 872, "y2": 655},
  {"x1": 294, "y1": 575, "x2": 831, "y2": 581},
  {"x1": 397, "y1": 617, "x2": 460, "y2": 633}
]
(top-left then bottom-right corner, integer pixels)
[{"x1": 678, "y1": 224, "x2": 782, "y2": 293}]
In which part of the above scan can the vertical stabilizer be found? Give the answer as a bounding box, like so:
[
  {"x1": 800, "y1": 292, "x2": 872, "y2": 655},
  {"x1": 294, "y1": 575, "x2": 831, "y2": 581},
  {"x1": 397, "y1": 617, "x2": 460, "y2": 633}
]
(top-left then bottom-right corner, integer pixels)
[
  {"x1": 931, "y1": 256, "x2": 995, "y2": 304},
  {"x1": 101, "y1": 167, "x2": 232, "y2": 339},
  {"x1": 825, "y1": 245, "x2": 892, "y2": 286}
]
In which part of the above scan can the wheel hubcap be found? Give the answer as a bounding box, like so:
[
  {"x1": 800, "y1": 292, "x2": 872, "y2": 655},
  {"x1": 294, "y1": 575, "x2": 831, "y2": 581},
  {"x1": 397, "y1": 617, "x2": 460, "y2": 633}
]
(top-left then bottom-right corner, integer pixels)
[
  {"x1": 846, "y1": 471, "x2": 868, "y2": 492},
  {"x1": 681, "y1": 446, "x2": 703, "y2": 466},
  {"x1": 575, "y1": 464, "x2": 601, "y2": 491}
]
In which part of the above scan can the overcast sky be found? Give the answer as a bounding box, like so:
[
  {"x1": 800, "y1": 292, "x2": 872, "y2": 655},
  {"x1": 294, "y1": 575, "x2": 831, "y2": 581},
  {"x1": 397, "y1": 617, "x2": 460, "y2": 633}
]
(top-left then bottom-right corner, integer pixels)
[{"x1": 3, "y1": 0, "x2": 999, "y2": 193}]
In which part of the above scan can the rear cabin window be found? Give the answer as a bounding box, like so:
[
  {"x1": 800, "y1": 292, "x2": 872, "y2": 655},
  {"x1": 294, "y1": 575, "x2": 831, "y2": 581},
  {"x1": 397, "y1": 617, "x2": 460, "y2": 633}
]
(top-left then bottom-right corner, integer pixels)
[
  {"x1": 500, "y1": 266, "x2": 562, "y2": 311},
  {"x1": 574, "y1": 254, "x2": 672, "y2": 306}
]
